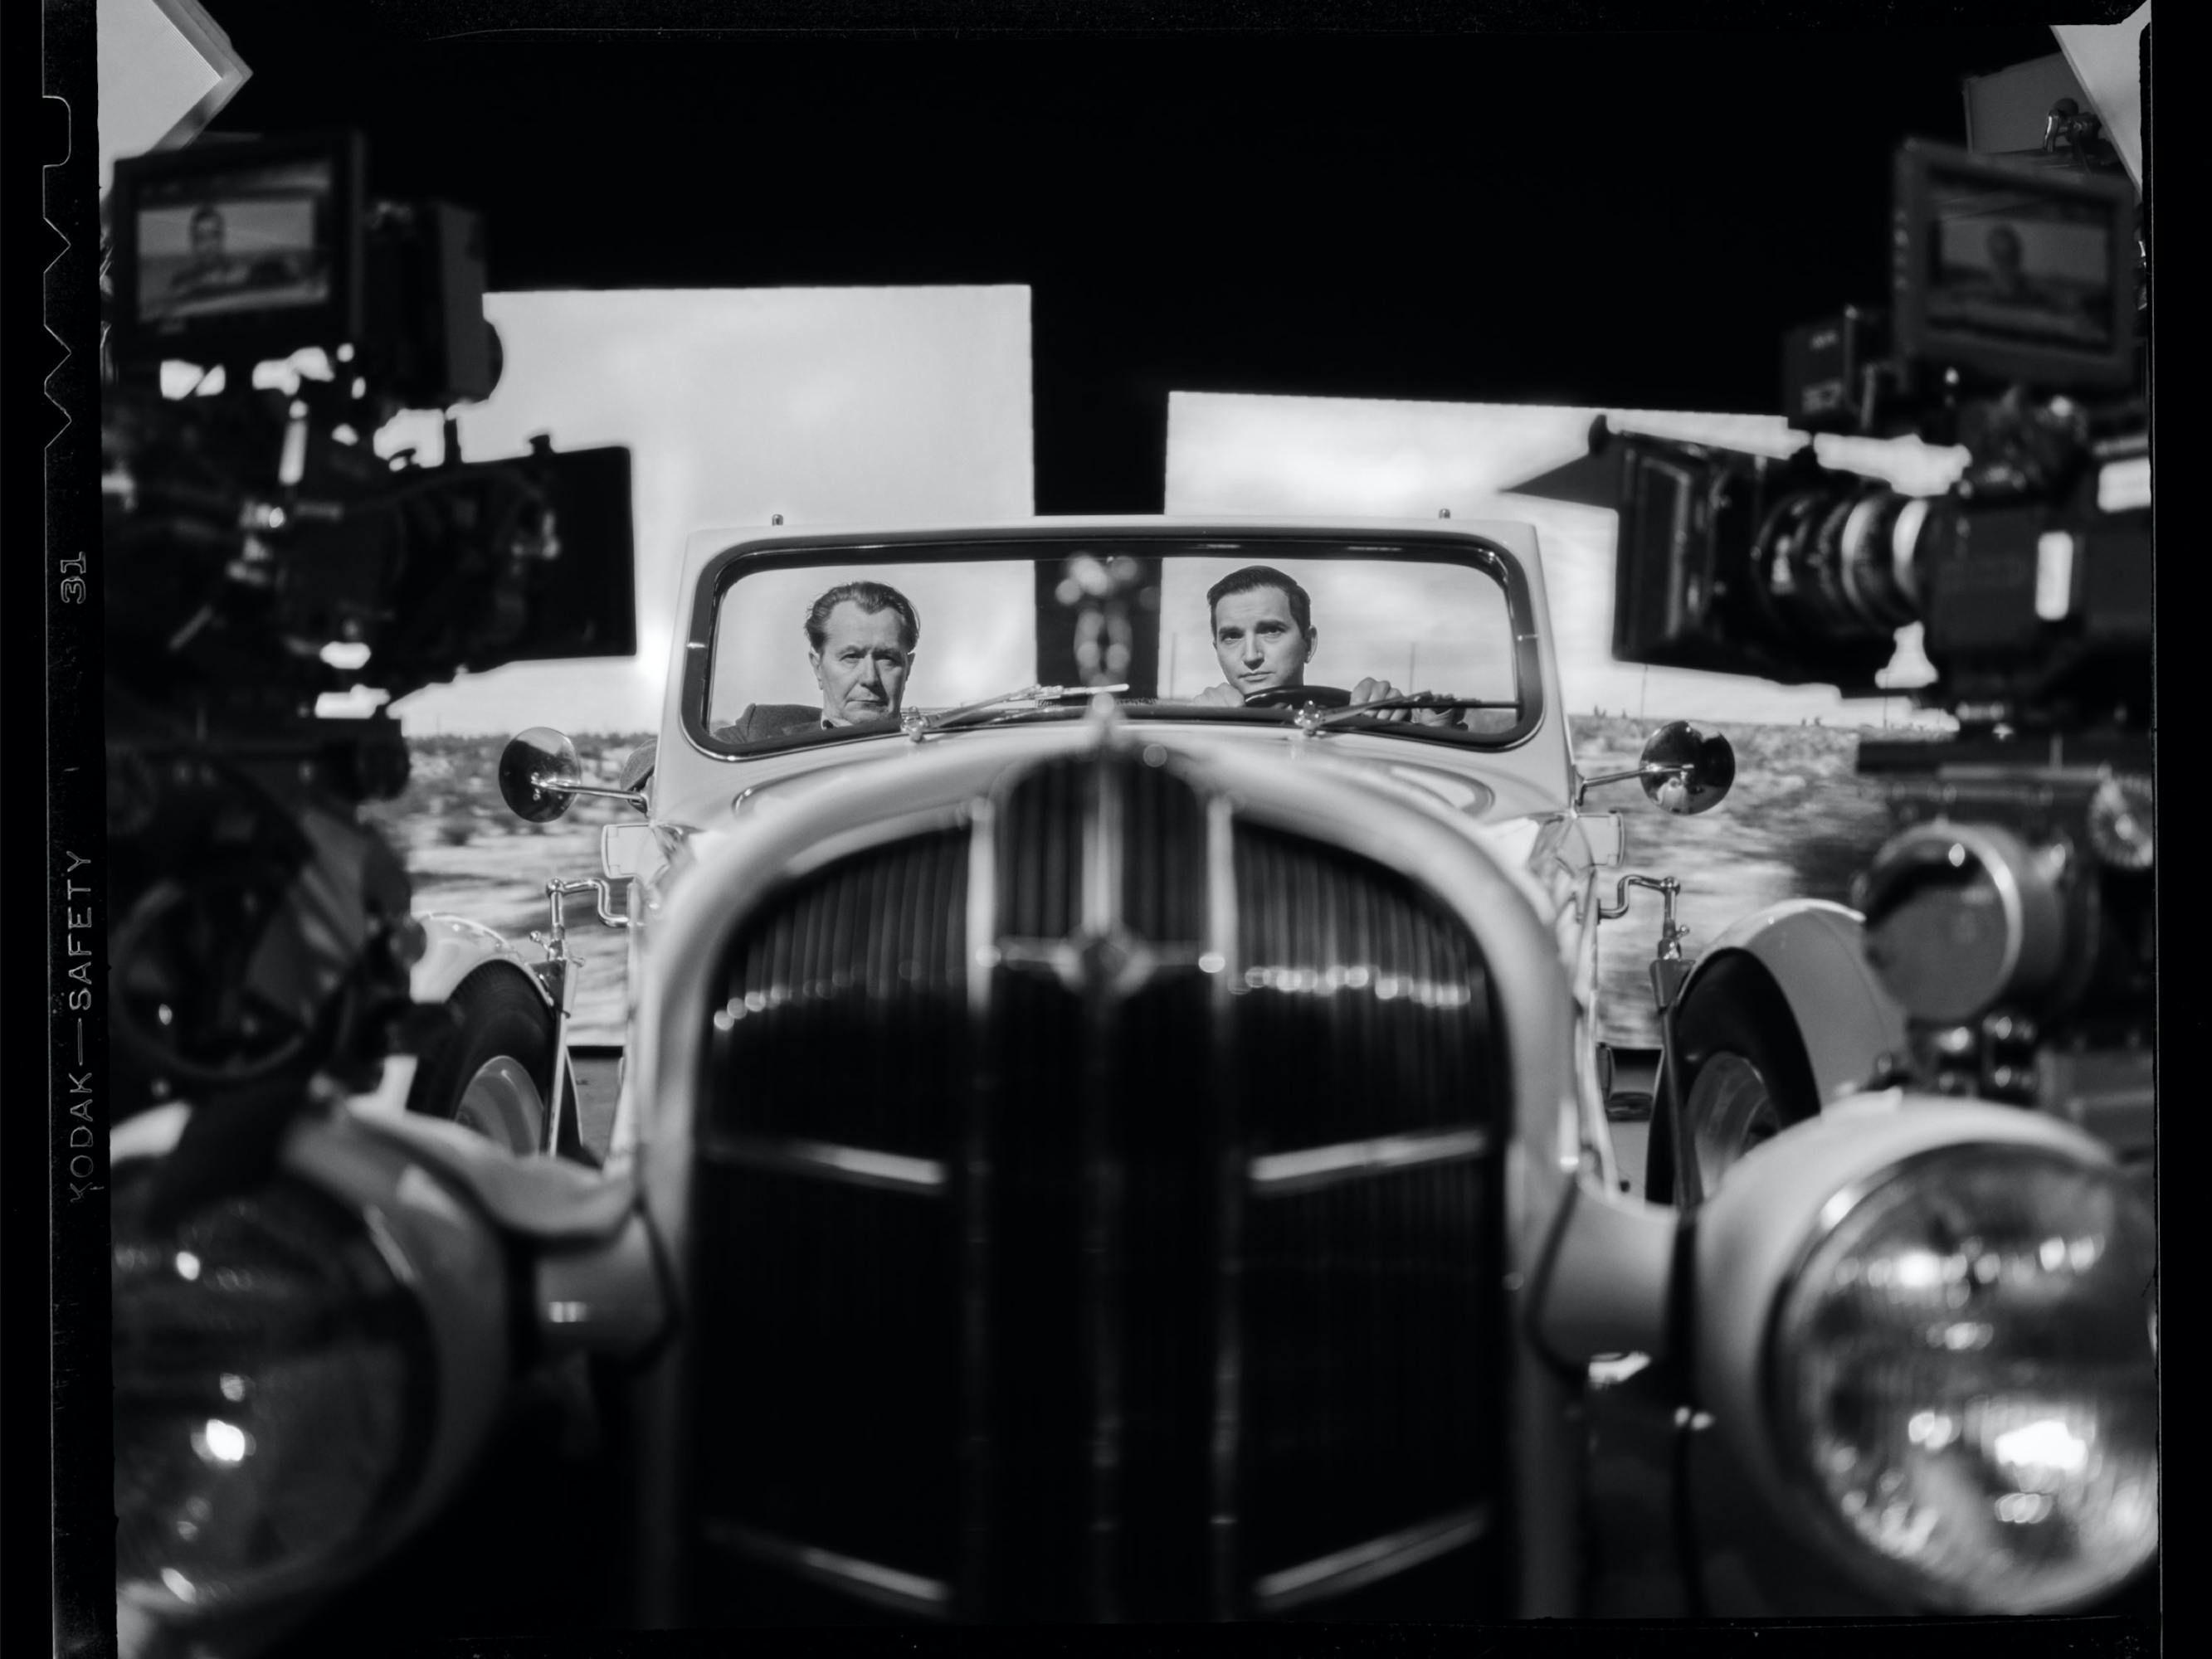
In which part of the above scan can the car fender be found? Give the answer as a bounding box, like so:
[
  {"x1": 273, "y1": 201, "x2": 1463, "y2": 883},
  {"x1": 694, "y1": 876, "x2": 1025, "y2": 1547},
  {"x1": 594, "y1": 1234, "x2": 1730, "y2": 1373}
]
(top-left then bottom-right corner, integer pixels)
[
  {"x1": 1676, "y1": 898, "x2": 1907, "y2": 1104},
  {"x1": 412, "y1": 912, "x2": 553, "y2": 1010}
]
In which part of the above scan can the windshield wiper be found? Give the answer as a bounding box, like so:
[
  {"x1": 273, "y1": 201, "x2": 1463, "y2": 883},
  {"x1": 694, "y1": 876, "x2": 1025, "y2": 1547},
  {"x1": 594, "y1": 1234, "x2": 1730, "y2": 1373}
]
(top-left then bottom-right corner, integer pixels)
[
  {"x1": 1306, "y1": 693, "x2": 1518, "y2": 731},
  {"x1": 909, "y1": 683, "x2": 1131, "y2": 734}
]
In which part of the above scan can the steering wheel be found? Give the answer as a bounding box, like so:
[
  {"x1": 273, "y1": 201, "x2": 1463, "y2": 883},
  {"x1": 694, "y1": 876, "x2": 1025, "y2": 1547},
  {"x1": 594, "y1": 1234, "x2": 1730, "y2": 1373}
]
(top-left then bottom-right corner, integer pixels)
[{"x1": 1242, "y1": 684, "x2": 1352, "y2": 709}]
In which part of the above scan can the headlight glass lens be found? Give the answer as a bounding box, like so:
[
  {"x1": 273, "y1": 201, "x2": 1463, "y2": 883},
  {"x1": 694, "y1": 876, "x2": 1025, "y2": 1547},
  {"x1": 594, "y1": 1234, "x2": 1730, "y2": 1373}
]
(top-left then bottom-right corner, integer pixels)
[
  {"x1": 1771, "y1": 1146, "x2": 2156, "y2": 1612},
  {"x1": 113, "y1": 1165, "x2": 433, "y2": 1616}
]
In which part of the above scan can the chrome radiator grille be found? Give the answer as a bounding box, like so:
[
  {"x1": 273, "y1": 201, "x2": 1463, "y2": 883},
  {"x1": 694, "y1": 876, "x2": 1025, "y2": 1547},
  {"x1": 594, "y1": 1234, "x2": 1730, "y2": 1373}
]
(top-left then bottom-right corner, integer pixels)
[
  {"x1": 689, "y1": 750, "x2": 1505, "y2": 1623},
  {"x1": 694, "y1": 829, "x2": 970, "y2": 1611},
  {"x1": 1233, "y1": 826, "x2": 1502, "y2": 1601}
]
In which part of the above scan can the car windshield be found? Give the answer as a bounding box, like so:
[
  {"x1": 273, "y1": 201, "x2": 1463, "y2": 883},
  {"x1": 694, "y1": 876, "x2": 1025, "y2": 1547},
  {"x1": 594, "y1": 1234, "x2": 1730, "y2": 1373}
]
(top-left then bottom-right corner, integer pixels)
[{"x1": 696, "y1": 535, "x2": 1537, "y2": 752}]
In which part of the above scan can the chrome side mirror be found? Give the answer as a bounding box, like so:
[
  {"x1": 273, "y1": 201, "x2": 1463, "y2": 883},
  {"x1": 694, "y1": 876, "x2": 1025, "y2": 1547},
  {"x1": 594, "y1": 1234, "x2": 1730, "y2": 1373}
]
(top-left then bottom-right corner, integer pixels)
[
  {"x1": 499, "y1": 728, "x2": 653, "y2": 823},
  {"x1": 500, "y1": 727, "x2": 582, "y2": 822},
  {"x1": 1574, "y1": 719, "x2": 1737, "y2": 814},
  {"x1": 1639, "y1": 720, "x2": 1735, "y2": 815}
]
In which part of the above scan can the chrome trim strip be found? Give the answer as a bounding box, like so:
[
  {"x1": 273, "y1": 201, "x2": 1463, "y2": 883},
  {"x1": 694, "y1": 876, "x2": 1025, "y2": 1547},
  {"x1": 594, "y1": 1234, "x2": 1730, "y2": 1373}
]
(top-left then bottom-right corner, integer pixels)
[
  {"x1": 1248, "y1": 1127, "x2": 1493, "y2": 1195},
  {"x1": 1082, "y1": 751, "x2": 1127, "y2": 1622},
  {"x1": 701, "y1": 1518, "x2": 952, "y2": 1618},
  {"x1": 1085, "y1": 740, "x2": 1122, "y2": 942},
  {"x1": 1250, "y1": 1505, "x2": 1492, "y2": 1613},
  {"x1": 701, "y1": 1132, "x2": 947, "y2": 1194},
  {"x1": 960, "y1": 799, "x2": 997, "y2": 1613},
  {"x1": 1204, "y1": 787, "x2": 1245, "y2": 1619},
  {"x1": 966, "y1": 800, "x2": 997, "y2": 1025}
]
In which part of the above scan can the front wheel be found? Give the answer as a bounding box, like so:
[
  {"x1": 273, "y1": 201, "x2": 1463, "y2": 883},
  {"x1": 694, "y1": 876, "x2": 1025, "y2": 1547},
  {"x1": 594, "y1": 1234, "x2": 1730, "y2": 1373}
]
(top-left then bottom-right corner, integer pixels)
[
  {"x1": 1682, "y1": 1053, "x2": 1787, "y2": 1188},
  {"x1": 1649, "y1": 956, "x2": 1819, "y2": 1204},
  {"x1": 407, "y1": 966, "x2": 581, "y2": 1159}
]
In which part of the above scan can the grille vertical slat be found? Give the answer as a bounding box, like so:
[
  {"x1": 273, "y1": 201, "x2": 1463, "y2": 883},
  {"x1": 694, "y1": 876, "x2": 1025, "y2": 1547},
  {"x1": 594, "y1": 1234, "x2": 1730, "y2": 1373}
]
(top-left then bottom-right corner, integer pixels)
[
  {"x1": 957, "y1": 808, "x2": 998, "y2": 1616},
  {"x1": 981, "y1": 968, "x2": 1087, "y2": 1617},
  {"x1": 1229, "y1": 825, "x2": 1503, "y2": 1612},
  {"x1": 705, "y1": 829, "x2": 968, "y2": 1156},
  {"x1": 1113, "y1": 973, "x2": 1217, "y2": 1619},
  {"x1": 1241, "y1": 1165, "x2": 1495, "y2": 1590},
  {"x1": 695, "y1": 1177, "x2": 960, "y2": 1586},
  {"x1": 691, "y1": 758, "x2": 1504, "y2": 1624},
  {"x1": 693, "y1": 829, "x2": 971, "y2": 1623},
  {"x1": 1123, "y1": 752, "x2": 1209, "y2": 944},
  {"x1": 1234, "y1": 826, "x2": 1492, "y2": 1151},
  {"x1": 1001, "y1": 749, "x2": 1082, "y2": 939}
]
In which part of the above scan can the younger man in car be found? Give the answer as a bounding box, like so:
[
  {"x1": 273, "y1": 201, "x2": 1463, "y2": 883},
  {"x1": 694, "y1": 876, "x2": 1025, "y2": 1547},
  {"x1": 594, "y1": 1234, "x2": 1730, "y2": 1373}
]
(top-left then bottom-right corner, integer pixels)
[{"x1": 1191, "y1": 565, "x2": 1463, "y2": 726}]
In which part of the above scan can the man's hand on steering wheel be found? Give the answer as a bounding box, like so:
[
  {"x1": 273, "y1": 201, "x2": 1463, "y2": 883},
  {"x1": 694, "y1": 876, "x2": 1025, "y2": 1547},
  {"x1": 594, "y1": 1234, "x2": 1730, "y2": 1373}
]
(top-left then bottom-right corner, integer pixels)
[
  {"x1": 1351, "y1": 678, "x2": 1468, "y2": 727},
  {"x1": 1195, "y1": 679, "x2": 1466, "y2": 727},
  {"x1": 1351, "y1": 678, "x2": 1414, "y2": 722}
]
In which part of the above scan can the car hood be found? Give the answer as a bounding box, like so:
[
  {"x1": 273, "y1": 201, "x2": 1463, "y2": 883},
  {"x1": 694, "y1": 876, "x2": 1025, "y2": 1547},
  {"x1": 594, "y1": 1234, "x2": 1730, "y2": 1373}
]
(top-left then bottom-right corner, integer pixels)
[
  {"x1": 648, "y1": 716, "x2": 1576, "y2": 926},
  {"x1": 662, "y1": 715, "x2": 1570, "y2": 829}
]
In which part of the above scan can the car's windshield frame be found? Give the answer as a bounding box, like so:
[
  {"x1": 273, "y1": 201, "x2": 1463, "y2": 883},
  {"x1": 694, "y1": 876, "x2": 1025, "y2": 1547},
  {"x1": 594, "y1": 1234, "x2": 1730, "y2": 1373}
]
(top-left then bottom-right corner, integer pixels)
[{"x1": 682, "y1": 528, "x2": 1547, "y2": 758}]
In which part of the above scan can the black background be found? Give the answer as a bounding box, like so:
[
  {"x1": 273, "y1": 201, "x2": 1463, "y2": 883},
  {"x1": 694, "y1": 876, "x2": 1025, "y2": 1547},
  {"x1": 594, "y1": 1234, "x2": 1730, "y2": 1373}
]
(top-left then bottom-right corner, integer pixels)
[{"x1": 189, "y1": 3, "x2": 2078, "y2": 510}]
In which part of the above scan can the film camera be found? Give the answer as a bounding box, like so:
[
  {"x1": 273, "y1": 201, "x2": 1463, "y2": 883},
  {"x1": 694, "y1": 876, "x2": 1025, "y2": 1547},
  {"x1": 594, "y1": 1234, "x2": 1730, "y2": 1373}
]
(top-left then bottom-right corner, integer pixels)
[
  {"x1": 1605, "y1": 140, "x2": 2151, "y2": 1165},
  {"x1": 100, "y1": 131, "x2": 635, "y2": 1181}
]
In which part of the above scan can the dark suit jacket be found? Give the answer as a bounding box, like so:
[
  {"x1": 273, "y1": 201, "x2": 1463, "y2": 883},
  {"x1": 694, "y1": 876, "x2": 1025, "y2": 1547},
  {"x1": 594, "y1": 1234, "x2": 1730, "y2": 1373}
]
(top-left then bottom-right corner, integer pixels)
[{"x1": 717, "y1": 703, "x2": 828, "y2": 742}]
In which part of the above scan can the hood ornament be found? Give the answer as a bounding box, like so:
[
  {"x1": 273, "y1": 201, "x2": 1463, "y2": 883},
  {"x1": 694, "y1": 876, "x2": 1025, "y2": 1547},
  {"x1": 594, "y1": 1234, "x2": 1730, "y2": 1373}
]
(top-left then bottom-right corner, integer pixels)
[{"x1": 1056, "y1": 552, "x2": 1147, "y2": 737}]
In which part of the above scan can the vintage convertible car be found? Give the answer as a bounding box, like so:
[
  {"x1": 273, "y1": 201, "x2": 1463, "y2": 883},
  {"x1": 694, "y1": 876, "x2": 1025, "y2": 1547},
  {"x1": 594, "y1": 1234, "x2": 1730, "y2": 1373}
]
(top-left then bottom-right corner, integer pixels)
[{"x1": 110, "y1": 518, "x2": 2157, "y2": 1649}]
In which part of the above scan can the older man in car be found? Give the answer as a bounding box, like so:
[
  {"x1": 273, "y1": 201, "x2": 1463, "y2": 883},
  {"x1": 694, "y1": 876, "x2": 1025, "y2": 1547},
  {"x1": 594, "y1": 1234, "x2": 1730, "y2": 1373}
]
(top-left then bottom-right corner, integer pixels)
[
  {"x1": 1191, "y1": 564, "x2": 1463, "y2": 725},
  {"x1": 720, "y1": 579, "x2": 921, "y2": 741}
]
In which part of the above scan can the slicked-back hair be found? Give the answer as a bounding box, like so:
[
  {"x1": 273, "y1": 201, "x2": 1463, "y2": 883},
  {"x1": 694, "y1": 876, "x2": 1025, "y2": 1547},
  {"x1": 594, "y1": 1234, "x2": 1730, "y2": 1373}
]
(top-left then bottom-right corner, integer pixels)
[
  {"x1": 805, "y1": 581, "x2": 920, "y2": 654},
  {"x1": 1206, "y1": 566, "x2": 1313, "y2": 638}
]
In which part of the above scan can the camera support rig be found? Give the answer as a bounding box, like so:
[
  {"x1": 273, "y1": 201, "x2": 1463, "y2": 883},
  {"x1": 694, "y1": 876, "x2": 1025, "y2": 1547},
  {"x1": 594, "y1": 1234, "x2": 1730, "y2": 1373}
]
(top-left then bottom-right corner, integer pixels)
[
  {"x1": 101, "y1": 131, "x2": 635, "y2": 1189},
  {"x1": 1601, "y1": 138, "x2": 2151, "y2": 1176}
]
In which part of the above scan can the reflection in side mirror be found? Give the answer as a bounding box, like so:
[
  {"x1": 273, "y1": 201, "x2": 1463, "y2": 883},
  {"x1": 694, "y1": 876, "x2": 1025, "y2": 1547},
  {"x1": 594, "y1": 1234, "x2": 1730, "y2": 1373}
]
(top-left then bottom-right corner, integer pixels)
[
  {"x1": 1640, "y1": 720, "x2": 1736, "y2": 815},
  {"x1": 499, "y1": 727, "x2": 582, "y2": 823}
]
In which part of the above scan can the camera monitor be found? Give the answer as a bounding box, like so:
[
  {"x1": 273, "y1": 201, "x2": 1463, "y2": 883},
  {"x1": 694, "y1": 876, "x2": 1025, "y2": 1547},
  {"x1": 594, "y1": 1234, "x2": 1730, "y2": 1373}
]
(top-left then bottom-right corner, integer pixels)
[
  {"x1": 1892, "y1": 139, "x2": 2136, "y2": 392},
  {"x1": 111, "y1": 133, "x2": 366, "y2": 368}
]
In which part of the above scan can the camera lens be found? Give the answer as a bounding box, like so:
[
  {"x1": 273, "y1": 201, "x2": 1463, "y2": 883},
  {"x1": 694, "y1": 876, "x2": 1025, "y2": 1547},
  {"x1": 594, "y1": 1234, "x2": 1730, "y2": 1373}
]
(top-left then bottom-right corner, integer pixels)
[
  {"x1": 1833, "y1": 485, "x2": 1927, "y2": 632},
  {"x1": 1756, "y1": 481, "x2": 1929, "y2": 643},
  {"x1": 1755, "y1": 487, "x2": 1842, "y2": 638}
]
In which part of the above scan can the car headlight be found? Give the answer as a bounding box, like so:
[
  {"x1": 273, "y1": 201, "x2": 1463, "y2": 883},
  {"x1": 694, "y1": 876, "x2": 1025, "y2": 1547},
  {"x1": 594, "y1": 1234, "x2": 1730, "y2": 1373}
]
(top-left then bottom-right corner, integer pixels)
[
  {"x1": 1769, "y1": 1144, "x2": 2157, "y2": 1613},
  {"x1": 112, "y1": 1164, "x2": 436, "y2": 1620}
]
